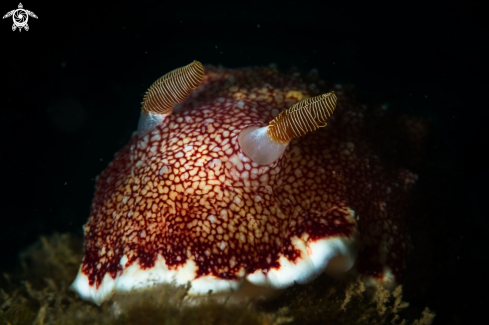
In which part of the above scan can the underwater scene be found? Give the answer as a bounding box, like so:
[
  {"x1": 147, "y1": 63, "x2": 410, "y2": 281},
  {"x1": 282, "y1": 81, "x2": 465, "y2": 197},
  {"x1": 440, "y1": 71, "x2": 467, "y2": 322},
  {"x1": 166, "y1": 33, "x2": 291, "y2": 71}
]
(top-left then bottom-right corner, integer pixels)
[{"x1": 1, "y1": 1, "x2": 486, "y2": 324}]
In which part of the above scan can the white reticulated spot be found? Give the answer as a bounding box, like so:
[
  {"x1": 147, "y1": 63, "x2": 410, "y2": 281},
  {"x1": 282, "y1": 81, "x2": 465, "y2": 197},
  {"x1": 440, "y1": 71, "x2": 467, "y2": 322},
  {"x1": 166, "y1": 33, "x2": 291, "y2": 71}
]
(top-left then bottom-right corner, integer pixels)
[
  {"x1": 160, "y1": 165, "x2": 170, "y2": 175},
  {"x1": 242, "y1": 171, "x2": 249, "y2": 179},
  {"x1": 120, "y1": 255, "x2": 128, "y2": 267},
  {"x1": 150, "y1": 133, "x2": 161, "y2": 142},
  {"x1": 236, "y1": 161, "x2": 244, "y2": 171},
  {"x1": 138, "y1": 139, "x2": 148, "y2": 150},
  {"x1": 208, "y1": 158, "x2": 222, "y2": 169},
  {"x1": 219, "y1": 241, "x2": 227, "y2": 250},
  {"x1": 230, "y1": 256, "x2": 237, "y2": 268},
  {"x1": 239, "y1": 233, "x2": 246, "y2": 243},
  {"x1": 222, "y1": 142, "x2": 231, "y2": 151},
  {"x1": 184, "y1": 145, "x2": 193, "y2": 152},
  {"x1": 294, "y1": 168, "x2": 303, "y2": 178},
  {"x1": 220, "y1": 209, "x2": 228, "y2": 222},
  {"x1": 237, "y1": 101, "x2": 244, "y2": 108},
  {"x1": 135, "y1": 160, "x2": 144, "y2": 168}
]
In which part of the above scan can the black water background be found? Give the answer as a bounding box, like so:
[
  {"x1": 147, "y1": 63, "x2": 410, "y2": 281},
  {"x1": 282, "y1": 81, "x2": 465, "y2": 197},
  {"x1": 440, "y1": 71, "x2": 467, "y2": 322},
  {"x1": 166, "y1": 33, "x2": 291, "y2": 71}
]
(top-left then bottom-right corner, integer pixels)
[{"x1": 1, "y1": 0, "x2": 487, "y2": 323}]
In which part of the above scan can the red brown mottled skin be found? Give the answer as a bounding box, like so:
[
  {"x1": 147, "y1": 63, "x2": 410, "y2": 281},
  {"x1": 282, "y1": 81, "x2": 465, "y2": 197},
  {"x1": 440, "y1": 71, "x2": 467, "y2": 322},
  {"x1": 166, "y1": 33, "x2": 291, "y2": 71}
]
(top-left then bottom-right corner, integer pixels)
[{"x1": 80, "y1": 65, "x2": 417, "y2": 292}]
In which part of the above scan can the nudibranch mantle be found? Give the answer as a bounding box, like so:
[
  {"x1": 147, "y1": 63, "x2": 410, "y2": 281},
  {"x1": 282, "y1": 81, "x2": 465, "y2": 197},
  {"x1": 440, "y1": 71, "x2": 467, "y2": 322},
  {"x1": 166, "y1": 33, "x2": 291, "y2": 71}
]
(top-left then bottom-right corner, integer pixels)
[{"x1": 71, "y1": 65, "x2": 416, "y2": 305}]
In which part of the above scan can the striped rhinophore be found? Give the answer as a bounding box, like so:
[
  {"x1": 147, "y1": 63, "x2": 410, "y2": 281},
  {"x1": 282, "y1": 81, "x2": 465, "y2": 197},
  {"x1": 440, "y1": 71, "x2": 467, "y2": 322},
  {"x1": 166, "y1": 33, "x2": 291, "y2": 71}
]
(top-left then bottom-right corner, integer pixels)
[
  {"x1": 267, "y1": 92, "x2": 337, "y2": 143},
  {"x1": 141, "y1": 61, "x2": 205, "y2": 115}
]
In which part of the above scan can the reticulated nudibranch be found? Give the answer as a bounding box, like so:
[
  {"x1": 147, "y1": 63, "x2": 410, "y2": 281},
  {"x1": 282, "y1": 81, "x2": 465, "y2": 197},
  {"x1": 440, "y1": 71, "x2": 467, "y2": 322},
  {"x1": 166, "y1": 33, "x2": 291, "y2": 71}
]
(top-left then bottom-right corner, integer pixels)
[{"x1": 71, "y1": 61, "x2": 418, "y2": 305}]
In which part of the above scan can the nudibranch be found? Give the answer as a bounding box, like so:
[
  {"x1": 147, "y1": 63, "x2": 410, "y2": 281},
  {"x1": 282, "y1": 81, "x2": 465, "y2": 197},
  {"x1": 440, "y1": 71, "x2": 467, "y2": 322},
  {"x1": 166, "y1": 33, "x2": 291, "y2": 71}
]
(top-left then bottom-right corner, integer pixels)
[{"x1": 71, "y1": 61, "x2": 417, "y2": 305}]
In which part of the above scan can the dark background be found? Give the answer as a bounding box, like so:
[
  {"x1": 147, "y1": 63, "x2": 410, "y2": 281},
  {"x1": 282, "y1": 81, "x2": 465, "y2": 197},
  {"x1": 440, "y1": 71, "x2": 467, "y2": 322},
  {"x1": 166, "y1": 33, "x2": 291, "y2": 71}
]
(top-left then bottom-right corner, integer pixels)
[{"x1": 1, "y1": 0, "x2": 487, "y2": 323}]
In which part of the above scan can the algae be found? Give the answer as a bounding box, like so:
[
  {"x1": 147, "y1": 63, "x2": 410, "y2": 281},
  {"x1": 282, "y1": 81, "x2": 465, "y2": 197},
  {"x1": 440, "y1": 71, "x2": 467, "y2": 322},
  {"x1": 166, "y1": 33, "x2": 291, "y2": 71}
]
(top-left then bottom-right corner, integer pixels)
[{"x1": 0, "y1": 233, "x2": 434, "y2": 325}]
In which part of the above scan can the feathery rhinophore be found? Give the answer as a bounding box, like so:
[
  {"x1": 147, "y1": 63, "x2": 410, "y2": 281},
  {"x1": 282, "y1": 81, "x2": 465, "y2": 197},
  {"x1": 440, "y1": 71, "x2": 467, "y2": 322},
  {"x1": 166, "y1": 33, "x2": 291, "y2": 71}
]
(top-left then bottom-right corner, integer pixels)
[
  {"x1": 267, "y1": 92, "x2": 337, "y2": 143},
  {"x1": 142, "y1": 61, "x2": 204, "y2": 115}
]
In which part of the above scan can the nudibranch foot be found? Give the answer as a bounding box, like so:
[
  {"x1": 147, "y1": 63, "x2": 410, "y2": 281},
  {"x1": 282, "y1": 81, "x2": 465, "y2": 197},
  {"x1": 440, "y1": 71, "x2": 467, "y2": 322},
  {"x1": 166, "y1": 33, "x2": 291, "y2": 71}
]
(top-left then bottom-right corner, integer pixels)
[
  {"x1": 72, "y1": 63, "x2": 417, "y2": 306},
  {"x1": 246, "y1": 234, "x2": 358, "y2": 289},
  {"x1": 71, "y1": 228, "x2": 358, "y2": 305}
]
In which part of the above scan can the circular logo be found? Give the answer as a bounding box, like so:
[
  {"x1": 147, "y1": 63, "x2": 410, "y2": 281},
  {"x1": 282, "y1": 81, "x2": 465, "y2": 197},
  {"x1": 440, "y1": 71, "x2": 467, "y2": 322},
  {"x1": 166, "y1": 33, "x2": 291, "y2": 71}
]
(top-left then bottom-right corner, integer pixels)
[{"x1": 13, "y1": 9, "x2": 27, "y2": 27}]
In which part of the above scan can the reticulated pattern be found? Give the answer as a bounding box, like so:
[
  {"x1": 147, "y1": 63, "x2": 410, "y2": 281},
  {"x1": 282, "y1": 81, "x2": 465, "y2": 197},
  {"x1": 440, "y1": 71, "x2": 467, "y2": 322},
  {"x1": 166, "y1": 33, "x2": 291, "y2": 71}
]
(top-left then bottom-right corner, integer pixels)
[{"x1": 74, "y1": 65, "x2": 423, "y2": 305}]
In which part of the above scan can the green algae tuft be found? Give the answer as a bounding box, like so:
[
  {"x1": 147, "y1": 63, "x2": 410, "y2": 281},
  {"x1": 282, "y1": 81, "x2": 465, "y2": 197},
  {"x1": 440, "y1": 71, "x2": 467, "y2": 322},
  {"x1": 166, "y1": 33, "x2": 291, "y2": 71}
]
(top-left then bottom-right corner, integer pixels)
[{"x1": 0, "y1": 233, "x2": 434, "y2": 325}]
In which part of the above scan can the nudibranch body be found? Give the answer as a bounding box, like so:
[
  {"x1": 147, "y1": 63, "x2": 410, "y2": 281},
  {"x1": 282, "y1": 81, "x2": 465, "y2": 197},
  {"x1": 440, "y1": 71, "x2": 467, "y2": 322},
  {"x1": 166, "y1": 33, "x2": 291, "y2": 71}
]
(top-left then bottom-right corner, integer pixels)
[{"x1": 72, "y1": 63, "x2": 417, "y2": 305}]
